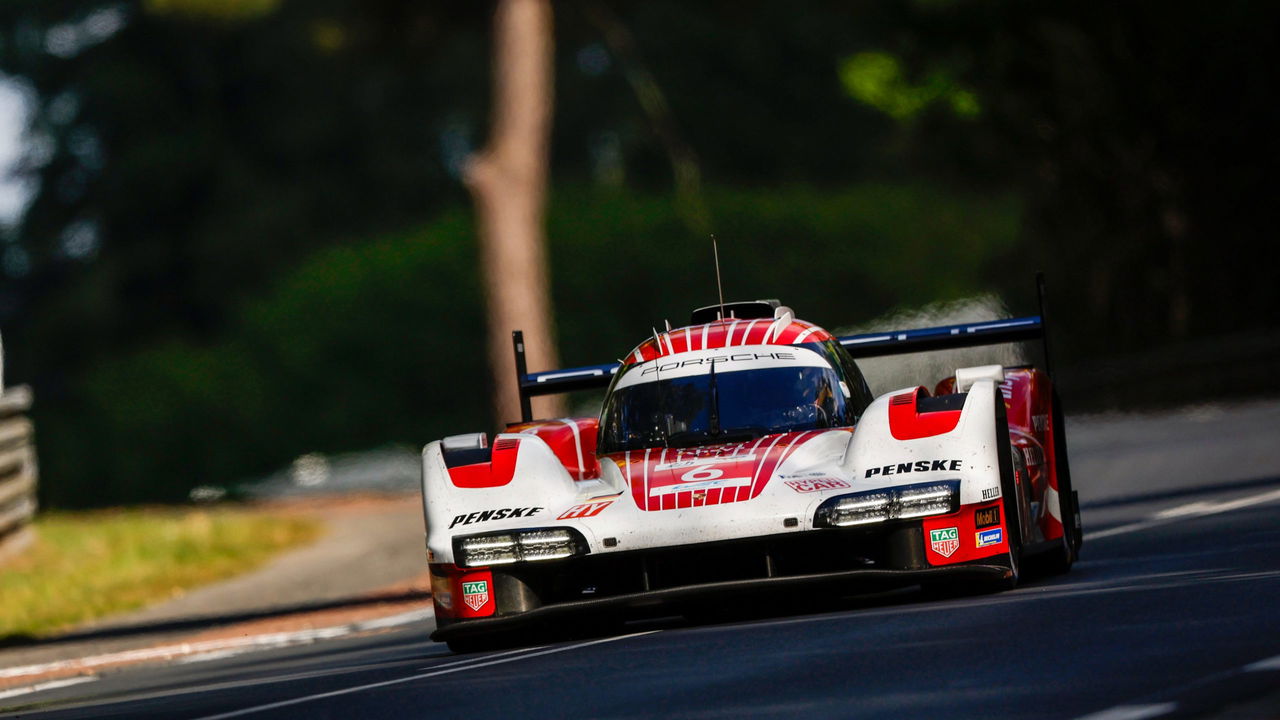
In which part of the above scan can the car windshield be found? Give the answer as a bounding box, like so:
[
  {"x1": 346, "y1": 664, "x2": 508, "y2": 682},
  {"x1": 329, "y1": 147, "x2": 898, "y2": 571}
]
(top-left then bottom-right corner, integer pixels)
[{"x1": 598, "y1": 345, "x2": 850, "y2": 453}]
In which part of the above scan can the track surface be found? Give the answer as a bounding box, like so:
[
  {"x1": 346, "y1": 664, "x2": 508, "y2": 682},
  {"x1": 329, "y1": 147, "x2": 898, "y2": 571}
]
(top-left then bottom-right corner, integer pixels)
[{"x1": 5, "y1": 404, "x2": 1280, "y2": 719}]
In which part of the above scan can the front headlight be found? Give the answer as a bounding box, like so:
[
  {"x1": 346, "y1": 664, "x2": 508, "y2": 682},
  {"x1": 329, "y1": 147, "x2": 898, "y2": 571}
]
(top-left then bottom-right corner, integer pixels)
[
  {"x1": 815, "y1": 480, "x2": 960, "y2": 528},
  {"x1": 453, "y1": 527, "x2": 588, "y2": 568}
]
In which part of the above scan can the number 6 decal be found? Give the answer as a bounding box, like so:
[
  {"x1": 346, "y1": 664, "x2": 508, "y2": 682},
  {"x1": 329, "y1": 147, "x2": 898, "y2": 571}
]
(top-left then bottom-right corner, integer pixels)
[{"x1": 681, "y1": 466, "x2": 724, "y2": 483}]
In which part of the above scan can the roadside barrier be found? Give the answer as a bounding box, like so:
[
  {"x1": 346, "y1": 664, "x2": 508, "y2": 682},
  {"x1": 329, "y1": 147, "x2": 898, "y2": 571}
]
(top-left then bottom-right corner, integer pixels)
[{"x1": 0, "y1": 385, "x2": 37, "y2": 563}]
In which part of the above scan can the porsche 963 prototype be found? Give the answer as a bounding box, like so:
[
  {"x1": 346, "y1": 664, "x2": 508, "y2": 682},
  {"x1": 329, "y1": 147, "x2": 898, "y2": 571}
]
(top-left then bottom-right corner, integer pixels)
[{"x1": 421, "y1": 295, "x2": 1082, "y2": 650}]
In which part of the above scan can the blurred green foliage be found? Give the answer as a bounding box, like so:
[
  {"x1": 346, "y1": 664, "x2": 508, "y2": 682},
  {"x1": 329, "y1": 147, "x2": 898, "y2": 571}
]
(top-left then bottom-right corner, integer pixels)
[
  {"x1": 45, "y1": 212, "x2": 484, "y2": 504},
  {"x1": 839, "y1": 52, "x2": 979, "y2": 120}
]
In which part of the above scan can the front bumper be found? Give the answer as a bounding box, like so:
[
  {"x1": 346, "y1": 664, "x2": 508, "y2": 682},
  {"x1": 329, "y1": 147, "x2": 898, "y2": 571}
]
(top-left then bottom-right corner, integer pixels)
[
  {"x1": 431, "y1": 562, "x2": 1009, "y2": 642},
  {"x1": 429, "y1": 522, "x2": 1010, "y2": 642}
]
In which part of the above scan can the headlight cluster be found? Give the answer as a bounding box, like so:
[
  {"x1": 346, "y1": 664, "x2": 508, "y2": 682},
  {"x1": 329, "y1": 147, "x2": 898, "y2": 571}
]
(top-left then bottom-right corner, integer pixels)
[
  {"x1": 815, "y1": 480, "x2": 960, "y2": 528},
  {"x1": 453, "y1": 528, "x2": 588, "y2": 568}
]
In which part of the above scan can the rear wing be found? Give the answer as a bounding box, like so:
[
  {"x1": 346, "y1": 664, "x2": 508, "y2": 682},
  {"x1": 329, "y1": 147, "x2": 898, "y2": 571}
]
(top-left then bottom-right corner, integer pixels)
[{"x1": 512, "y1": 275, "x2": 1054, "y2": 423}]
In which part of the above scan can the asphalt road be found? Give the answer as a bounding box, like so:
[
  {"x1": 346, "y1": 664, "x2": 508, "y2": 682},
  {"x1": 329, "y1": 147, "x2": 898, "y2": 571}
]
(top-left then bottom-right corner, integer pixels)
[{"x1": 5, "y1": 402, "x2": 1279, "y2": 720}]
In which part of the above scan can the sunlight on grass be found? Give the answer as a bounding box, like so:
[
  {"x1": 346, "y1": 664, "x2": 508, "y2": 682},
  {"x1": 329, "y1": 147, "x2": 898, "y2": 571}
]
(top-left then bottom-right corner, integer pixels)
[{"x1": 0, "y1": 507, "x2": 321, "y2": 638}]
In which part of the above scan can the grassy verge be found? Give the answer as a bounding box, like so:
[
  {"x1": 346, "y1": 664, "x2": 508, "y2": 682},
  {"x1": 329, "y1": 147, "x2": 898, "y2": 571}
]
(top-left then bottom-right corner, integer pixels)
[{"x1": 0, "y1": 506, "x2": 322, "y2": 638}]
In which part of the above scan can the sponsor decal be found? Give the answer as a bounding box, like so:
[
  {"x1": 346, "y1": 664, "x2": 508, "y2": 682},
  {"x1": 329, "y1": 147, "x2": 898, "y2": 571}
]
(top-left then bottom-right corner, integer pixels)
[
  {"x1": 681, "y1": 465, "x2": 746, "y2": 483},
  {"x1": 639, "y1": 351, "x2": 797, "y2": 376},
  {"x1": 657, "y1": 454, "x2": 757, "y2": 471},
  {"x1": 651, "y1": 464, "x2": 751, "y2": 497},
  {"x1": 650, "y1": 477, "x2": 750, "y2": 497},
  {"x1": 449, "y1": 507, "x2": 543, "y2": 529},
  {"x1": 1020, "y1": 445, "x2": 1044, "y2": 466},
  {"x1": 975, "y1": 528, "x2": 1003, "y2": 548},
  {"x1": 929, "y1": 527, "x2": 960, "y2": 558},
  {"x1": 981, "y1": 487, "x2": 1000, "y2": 501},
  {"x1": 1032, "y1": 414, "x2": 1048, "y2": 432},
  {"x1": 557, "y1": 500, "x2": 614, "y2": 520},
  {"x1": 865, "y1": 459, "x2": 961, "y2": 479},
  {"x1": 461, "y1": 580, "x2": 490, "y2": 612},
  {"x1": 631, "y1": 430, "x2": 820, "y2": 511},
  {"x1": 785, "y1": 478, "x2": 852, "y2": 493},
  {"x1": 974, "y1": 505, "x2": 1001, "y2": 529}
]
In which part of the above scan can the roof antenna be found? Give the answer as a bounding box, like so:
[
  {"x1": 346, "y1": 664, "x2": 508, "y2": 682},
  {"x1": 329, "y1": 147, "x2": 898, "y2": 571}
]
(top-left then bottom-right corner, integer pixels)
[{"x1": 712, "y1": 234, "x2": 726, "y2": 321}]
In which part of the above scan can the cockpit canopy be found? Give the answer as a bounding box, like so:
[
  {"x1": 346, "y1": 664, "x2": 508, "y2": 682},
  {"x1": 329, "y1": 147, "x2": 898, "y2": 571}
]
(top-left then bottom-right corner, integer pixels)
[{"x1": 598, "y1": 341, "x2": 873, "y2": 454}]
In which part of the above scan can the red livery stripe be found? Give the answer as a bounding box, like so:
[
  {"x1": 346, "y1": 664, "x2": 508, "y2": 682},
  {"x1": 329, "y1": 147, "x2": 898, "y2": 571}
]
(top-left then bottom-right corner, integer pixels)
[{"x1": 623, "y1": 319, "x2": 836, "y2": 367}]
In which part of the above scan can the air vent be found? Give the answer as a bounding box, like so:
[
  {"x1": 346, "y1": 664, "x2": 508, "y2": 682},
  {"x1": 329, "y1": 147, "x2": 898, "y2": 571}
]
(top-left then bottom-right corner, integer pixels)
[
  {"x1": 689, "y1": 299, "x2": 781, "y2": 325},
  {"x1": 493, "y1": 438, "x2": 520, "y2": 452},
  {"x1": 916, "y1": 393, "x2": 967, "y2": 413},
  {"x1": 890, "y1": 393, "x2": 915, "y2": 406}
]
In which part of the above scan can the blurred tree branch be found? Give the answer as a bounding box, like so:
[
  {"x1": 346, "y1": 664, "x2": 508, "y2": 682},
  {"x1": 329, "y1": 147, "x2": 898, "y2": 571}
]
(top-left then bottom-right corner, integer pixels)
[{"x1": 579, "y1": 0, "x2": 709, "y2": 235}]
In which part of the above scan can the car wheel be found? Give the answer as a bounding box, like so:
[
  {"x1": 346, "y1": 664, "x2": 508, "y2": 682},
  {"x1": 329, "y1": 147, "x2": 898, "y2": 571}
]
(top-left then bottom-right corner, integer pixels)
[
  {"x1": 993, "y1": 386, "x2": 1023, "y2": 590},
  {"x1": 1051, "y1": 387, "x2": 1083, "y2": 555},
  {"x1": 1032, "y1": 388, "x2": 1079, "y2": 576}
]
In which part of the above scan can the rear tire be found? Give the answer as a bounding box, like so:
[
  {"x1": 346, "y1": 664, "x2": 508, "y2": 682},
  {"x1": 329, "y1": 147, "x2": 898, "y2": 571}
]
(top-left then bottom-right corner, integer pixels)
[
  {"x1": 1032, "y1": 388, "x2": 1079, "y2": 576},
  {"x1": 1051, "y1": 388, "x2": 1083, "y2": 556},
  {"x1": 1034, "y1": 527, "x2": 1074, "y2": 575},
  {"x1": 989, "y1": 385, "x2": 1023, "y2": 591}
]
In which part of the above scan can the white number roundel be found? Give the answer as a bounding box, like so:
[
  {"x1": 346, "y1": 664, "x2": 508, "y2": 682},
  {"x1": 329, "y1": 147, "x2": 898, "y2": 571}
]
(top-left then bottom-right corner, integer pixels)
[{"x1": 680, "y1": 466, "x2": 723, "y2": 483}]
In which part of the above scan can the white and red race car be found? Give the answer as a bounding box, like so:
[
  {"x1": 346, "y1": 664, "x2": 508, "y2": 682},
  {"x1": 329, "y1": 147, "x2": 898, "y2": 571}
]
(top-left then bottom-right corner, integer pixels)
[{"x1": 421, "y1": 296, "x2": 1082, "y2": 650}]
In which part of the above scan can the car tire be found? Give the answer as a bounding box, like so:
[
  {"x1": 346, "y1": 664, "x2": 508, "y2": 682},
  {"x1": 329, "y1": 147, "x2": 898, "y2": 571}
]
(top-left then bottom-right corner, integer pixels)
[
  {"x1": 1032, "y1": 388, "x2": 1079, "y2": 576},
  {"x1": 1051, "y1": 387, "x2": 1083, "y2": 555},
  {"x1": 993, "y1": 385, "x2": 1023, "y2": 590}
]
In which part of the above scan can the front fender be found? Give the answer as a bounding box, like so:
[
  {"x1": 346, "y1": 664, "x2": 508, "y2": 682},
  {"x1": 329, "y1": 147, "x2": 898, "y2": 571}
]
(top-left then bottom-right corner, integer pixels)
[{"x1": 422, "y1": 433, "x2": 580, "y2": 563}]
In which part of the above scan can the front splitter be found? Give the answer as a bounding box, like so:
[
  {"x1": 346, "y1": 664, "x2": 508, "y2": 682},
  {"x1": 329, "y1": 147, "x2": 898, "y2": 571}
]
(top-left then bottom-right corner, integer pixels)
[{"x1": 431, "y1": 563, "x2": 1009, "y2": 642}]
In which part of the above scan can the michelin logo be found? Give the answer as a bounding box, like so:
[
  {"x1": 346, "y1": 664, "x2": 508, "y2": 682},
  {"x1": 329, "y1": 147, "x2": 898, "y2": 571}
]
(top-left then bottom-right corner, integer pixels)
[{"x1": 975, "y1": 528, "x2": 1003, "y2": 548}]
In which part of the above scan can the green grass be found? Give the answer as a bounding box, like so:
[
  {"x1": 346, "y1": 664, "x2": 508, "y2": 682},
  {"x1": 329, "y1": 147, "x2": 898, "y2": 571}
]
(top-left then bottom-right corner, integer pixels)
[{"x1": 0, "y1": 507, "x2": 322, "y2": 638}]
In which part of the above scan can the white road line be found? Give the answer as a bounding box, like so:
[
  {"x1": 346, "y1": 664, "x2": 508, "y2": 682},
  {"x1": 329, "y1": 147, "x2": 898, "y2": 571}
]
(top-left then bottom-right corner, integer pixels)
[
  {"x1": 0, "y1": 676, "x2": 97, "y2": 701},
  {"x1": 357, "y1": 608, "x2": 433, "y2": 631},
  {"x1": 178, "y1": 649, "x2": 252, "y2": 665},
  {"x1": 0, "y1": 608, "x2": 433, "y2": 681},
  {"x1": 192, "y1": 631, "x2": 657, "y2": 720},
  {"x1": 132, "y1": 645, "x2": 544, "y2": 704},
  {"x1": 1086, "y1": 520, "x2": 1171, "y2": 541},
  {"x1": 1153, "y1": 487, "x2": 1280, "y2": 518},
  {"x1": 1086, "y1": 488, "x2": 1280, "y2": 541},
  {"x1": 1075, "y1": 703, "x2": 1176, "y2": 720},
  {"x1": 1245, "y1": 654, "x2": 1280, "y2": 671}
]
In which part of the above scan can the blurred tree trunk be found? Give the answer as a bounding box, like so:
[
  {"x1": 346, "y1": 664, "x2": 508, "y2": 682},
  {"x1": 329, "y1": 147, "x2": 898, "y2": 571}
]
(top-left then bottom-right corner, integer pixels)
[{"x1": 465, "y1": 0, "x2": 563, "y2": 425}]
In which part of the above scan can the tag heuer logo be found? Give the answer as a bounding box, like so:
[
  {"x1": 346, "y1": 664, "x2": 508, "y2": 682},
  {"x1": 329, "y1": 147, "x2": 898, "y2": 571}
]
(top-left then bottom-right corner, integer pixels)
[
  {"x1": 461, "y1": 580, "x2": 490, "y2": 612},
  {"x1": 929, "y1": 527, "x2": 960, "y2": 558}
]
